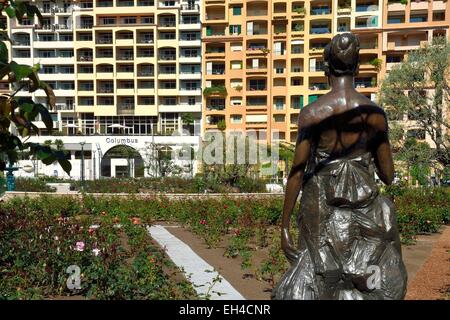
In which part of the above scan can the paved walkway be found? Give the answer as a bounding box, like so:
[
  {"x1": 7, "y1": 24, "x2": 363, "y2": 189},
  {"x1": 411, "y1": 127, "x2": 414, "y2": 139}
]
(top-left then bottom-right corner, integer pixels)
[{"x1": 147, "y1": 225, "x2": 245, "y2": 300}]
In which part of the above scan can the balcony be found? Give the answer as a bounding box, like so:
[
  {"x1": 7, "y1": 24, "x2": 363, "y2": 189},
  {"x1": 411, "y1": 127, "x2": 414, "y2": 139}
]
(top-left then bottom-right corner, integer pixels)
[
  {"x1": 116, "y1": 54, "x2": 134, "y2": 61},
  {"x1": 77, "y1": 55, "x2": 93, "y2": 62},
  {"x1": 311, "y1": 7, "x2": 331, "y2": 15},
  {"x1": 118, "y1": 104, "x2": 135, "y2": 115},
  {"x1": 181, "y1": 3, "x2": 200, "y2": 11},
  {"x1": 309, "y1": 83, "x2": 329, "y2": 91},
  {"x1": 117, "y1": 0, "x2": 135, "y2": 7},
  {"x1": 159, "y1": 54, "x2": 176, "y2": 61},
  {"x1": 208, "y1": 68, "x2": 225, "y2": 75},
  {"x1": 137, "y1": 70, "x2": 154, "y2": 77},
  {"x1": 96, "y1": 38, "x2": 113, "y2": 45},
  {"x1": 355, "y1": 4, "x2": 379, "y2": 12},
  {"x1": 12, "y1": 40, "x2": 30, "y2": 46},
  {"x1": 355, "y1": 78, "x2": 377, "y2": 89}
]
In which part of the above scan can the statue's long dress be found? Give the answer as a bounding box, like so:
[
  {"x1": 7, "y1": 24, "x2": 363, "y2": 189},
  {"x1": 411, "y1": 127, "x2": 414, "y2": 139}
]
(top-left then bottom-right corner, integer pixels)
[{"x1": 272, "y1": 147, "x2": 408, "y2": 300}]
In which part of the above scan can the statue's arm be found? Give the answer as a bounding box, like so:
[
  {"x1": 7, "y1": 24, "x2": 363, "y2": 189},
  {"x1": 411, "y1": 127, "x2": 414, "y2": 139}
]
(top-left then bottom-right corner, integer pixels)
[
  {"x1": 281, "y1": 128, "x2": 311, "y2": 264},
  {"x1": 368, "y1": 112, "x2": 395, "y2": 185}
]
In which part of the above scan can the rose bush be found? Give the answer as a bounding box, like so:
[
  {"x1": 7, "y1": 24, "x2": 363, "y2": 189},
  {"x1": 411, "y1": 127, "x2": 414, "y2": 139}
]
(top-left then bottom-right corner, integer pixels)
[{"x1": 0, "y1": 187, "x2": 447, "y2": 297}]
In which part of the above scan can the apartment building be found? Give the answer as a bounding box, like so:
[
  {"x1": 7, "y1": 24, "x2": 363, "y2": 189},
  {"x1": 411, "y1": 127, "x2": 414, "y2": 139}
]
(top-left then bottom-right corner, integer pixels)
[
  {"x1": 7, "y1": 0, "x2": 202, "y2": 179},
  {"x1": 201, "y1": 0, "x2": 450, "y2": 146},
  {"x1": 381, "y1": 0, "x2": 450, "y2": 147},
  {"x1": 202, "y1": 0, "x2": 385, "y2": 144}
]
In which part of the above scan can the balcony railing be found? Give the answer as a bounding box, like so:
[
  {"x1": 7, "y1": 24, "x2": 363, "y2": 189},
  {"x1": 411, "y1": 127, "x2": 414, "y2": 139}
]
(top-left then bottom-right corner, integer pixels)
[
  {"x1": 55, "y1": 103, "x2": 75, "y2": 111},
  {"x1": 96, "y1": 38, "x2": 113, "y2": 44},
  {"x1": 138, "y1": 71, "x2": 154, "y2": 76},
  {"x1": 248, "y1": 85, "x2": 267, "y2": 91},
  {"x1": 80, "y1": 23, "x2": 93, "y2": 29},
  {"x1": 159, "y1": 55, "x2": 176, "y2": 60},
  {"x1": 206, "y1": 105, "x2": 225, "y2": 111},
  {"x1": 159, "y1": 21, "x2": 176, "y2": 27},
  {"x1": 98, "y1": 87, "x2": 114, "y2": 93},
  {"x1": 118, "y1": 55, "x2": 134, "y2": 60},
  {"x1": 210, "y1": 69, "x2": 225, "y2": 75},
  {"x1": 137, "y1": 38, "x2": 154, "y2": 44},
  {"x1": 13, "y1": 40, "x2": 30, "y2": 46},
  {"x1": 181, "y1": 4, "x2": 199, "y2": 10}
]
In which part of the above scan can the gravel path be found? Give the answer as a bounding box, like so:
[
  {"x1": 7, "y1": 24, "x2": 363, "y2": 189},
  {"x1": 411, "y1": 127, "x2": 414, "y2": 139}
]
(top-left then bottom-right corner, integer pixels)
[{"x1": 405, "y1": 226, "x2": 450, "y2": 300}]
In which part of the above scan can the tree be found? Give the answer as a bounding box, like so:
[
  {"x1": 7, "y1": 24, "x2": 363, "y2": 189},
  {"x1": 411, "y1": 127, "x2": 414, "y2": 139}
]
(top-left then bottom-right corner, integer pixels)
[
  {"x1": 380, "y1": 36, "x2": 450, "y2": 169},
  {"x1": 0, "y1": 0, "x2": 71, "y2": 174},
  {"x1": 396, "y1": 137, "x2": 432, "y2": 186}
]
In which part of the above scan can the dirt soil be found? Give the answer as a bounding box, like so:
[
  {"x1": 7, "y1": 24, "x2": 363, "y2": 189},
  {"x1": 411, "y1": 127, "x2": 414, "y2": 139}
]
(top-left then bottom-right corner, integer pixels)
[
  {"x1": 158, "y1": 223, "x2": 273, "y2": 300},
  {"x1": 405, "y1": 225, "x2": 450, "y2": 300}
]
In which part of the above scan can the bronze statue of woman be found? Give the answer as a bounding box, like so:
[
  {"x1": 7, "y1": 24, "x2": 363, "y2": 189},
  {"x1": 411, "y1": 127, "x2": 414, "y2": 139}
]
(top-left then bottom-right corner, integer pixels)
[{"x1": 272, "y1": 33, "x2": 407, "y2": 300}]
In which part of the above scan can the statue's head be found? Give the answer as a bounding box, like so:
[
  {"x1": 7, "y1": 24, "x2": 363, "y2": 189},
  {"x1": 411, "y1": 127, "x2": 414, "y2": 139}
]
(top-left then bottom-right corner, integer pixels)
[{"x1": 324, "y1": 33, "x2": 360, "y2": 77}]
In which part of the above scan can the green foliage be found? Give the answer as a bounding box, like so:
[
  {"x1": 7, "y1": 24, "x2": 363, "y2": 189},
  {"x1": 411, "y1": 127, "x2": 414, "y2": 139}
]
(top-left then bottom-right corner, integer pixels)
[
  {"x1": 14, "y1": 177, "x2": 56, "y2": 192},
  {"x1": 396, "y1": 137, "x2": 433, "y2": 185},
  {"x1": 0, "y1": 187, "x2": 448, "y2": 296},
  {"x1": 369, "y1": 58, "x2": 382, "y2": 70},
  {"x1": 216, "y1": 119, "x2": 226, "y2": 131},
  {"x1": 0, "y1": 196, "x2": 197, "y2": 299},
  {"x1": 0, "y1": 0, "x2": 71, "y2": 174},
  {"x1": 203, "y1": 86, "x2": 227, "y2": 97}
]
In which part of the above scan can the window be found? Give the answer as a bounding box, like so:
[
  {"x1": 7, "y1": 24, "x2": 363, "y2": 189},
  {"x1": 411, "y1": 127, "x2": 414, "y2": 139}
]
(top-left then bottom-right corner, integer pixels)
[
  {"x1": 229, "y1": 25, "x2": 241, "y2": 35},
  {"x1": 231, "y1": 61, "x2": 242, "y2": 69},
  {"x1": 162, "y1": 97, "x2": 176, "y2": 105},
  {"x1": 184, "y1": 81, "x2": 198, "y2": 91},
  {"x1": 183, "y1": 49, "x2": 198, "y2": 57},
  {"x1": 42, "y1": 66, "x2": 55, "y2": 74},
  {"x1": 122, "y1": 17, "x2": 137, "y2": 24},
  {"x1": 101, "y1": 17, "x2": 116, "y2": 25},
  {"x1": 60, "y1": 50, "x2": 74, "y2": 57},
  {"x1": 161, "y1": 81, "x2": 176, "y2": 89},
  {"x1": 60, "y1": 66, "x2": 74, "y2": 74},
  {"x1": 291, "y1": 96, "x2": 303, "y2": 109},
  {"x1": 274, "y1": 115, "x2": 285, "y2": 122},
  {"x1": 188, "y1": 97, "x2": 196, "y2": 105},
  {"x1": 60, "y1": 81, "x2": 75, "y2": 90},
  {"x1": 274, "y1": 98, "x2": 284, "y2": 110},
  {"x1": 141, "y1": 16, "x2": 154, "y2": 24},
  {"x1": 231, "y1": 115, "x2": 242, "y2": 124},
  {"x1": 232, "y1": 6, "x2": 242, "y2": 16}
]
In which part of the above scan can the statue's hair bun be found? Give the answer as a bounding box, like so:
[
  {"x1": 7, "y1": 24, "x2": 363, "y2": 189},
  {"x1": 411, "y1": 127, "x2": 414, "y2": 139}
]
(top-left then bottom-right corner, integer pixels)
[{"x1": 324, "y1": 33, "x2": 360, "y2": 76}]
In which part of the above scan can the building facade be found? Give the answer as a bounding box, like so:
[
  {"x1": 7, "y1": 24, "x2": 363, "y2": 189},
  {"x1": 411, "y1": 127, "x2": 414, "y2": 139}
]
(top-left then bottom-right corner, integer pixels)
[
  {"x1": 1, "y1": 0, "x2": 449, "y2": 179},
  {"x1": 6, "y1": 0, "x2": 202, "y2": 179},
  {"x1": 201, "y1": 0, "x2": 449, "y2": 145}
]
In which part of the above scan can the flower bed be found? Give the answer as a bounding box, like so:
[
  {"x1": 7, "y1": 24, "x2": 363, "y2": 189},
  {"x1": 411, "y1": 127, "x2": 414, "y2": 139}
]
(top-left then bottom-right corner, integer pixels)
[
  {"x1": 14, "y1": 178, "x2": 56, "y2": 193},
  {"x1": 0, "y1": 196, "x2": 197, "y2": 299},
  {"x1": 1, "y1": 187, "x2": 448, "y2": 297},
  {"x1": 14, "y1": 177, "x2": 268, "y2": 194}
]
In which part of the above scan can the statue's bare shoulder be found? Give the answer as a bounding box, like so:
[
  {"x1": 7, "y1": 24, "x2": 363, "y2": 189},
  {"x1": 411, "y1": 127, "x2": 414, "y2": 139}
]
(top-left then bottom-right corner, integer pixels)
[{"x1": 298, "y1": 90, "x2": 386, "y2": 131}]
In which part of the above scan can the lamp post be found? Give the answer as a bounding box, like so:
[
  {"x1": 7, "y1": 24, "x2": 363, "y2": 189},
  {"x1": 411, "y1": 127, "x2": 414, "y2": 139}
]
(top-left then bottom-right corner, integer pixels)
[
  {"x1": 79, "y1": 141, "x2": 86, "y2": 189},
  {"x1": 92, "y1": 150, "x2": 96, "y2": 180}
]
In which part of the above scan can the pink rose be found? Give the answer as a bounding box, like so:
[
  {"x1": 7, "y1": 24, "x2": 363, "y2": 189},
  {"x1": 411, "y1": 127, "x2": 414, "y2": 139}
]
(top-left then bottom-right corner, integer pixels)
[{"x1": 75, "y1": 241, "x2": 85, "y2": 252}]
